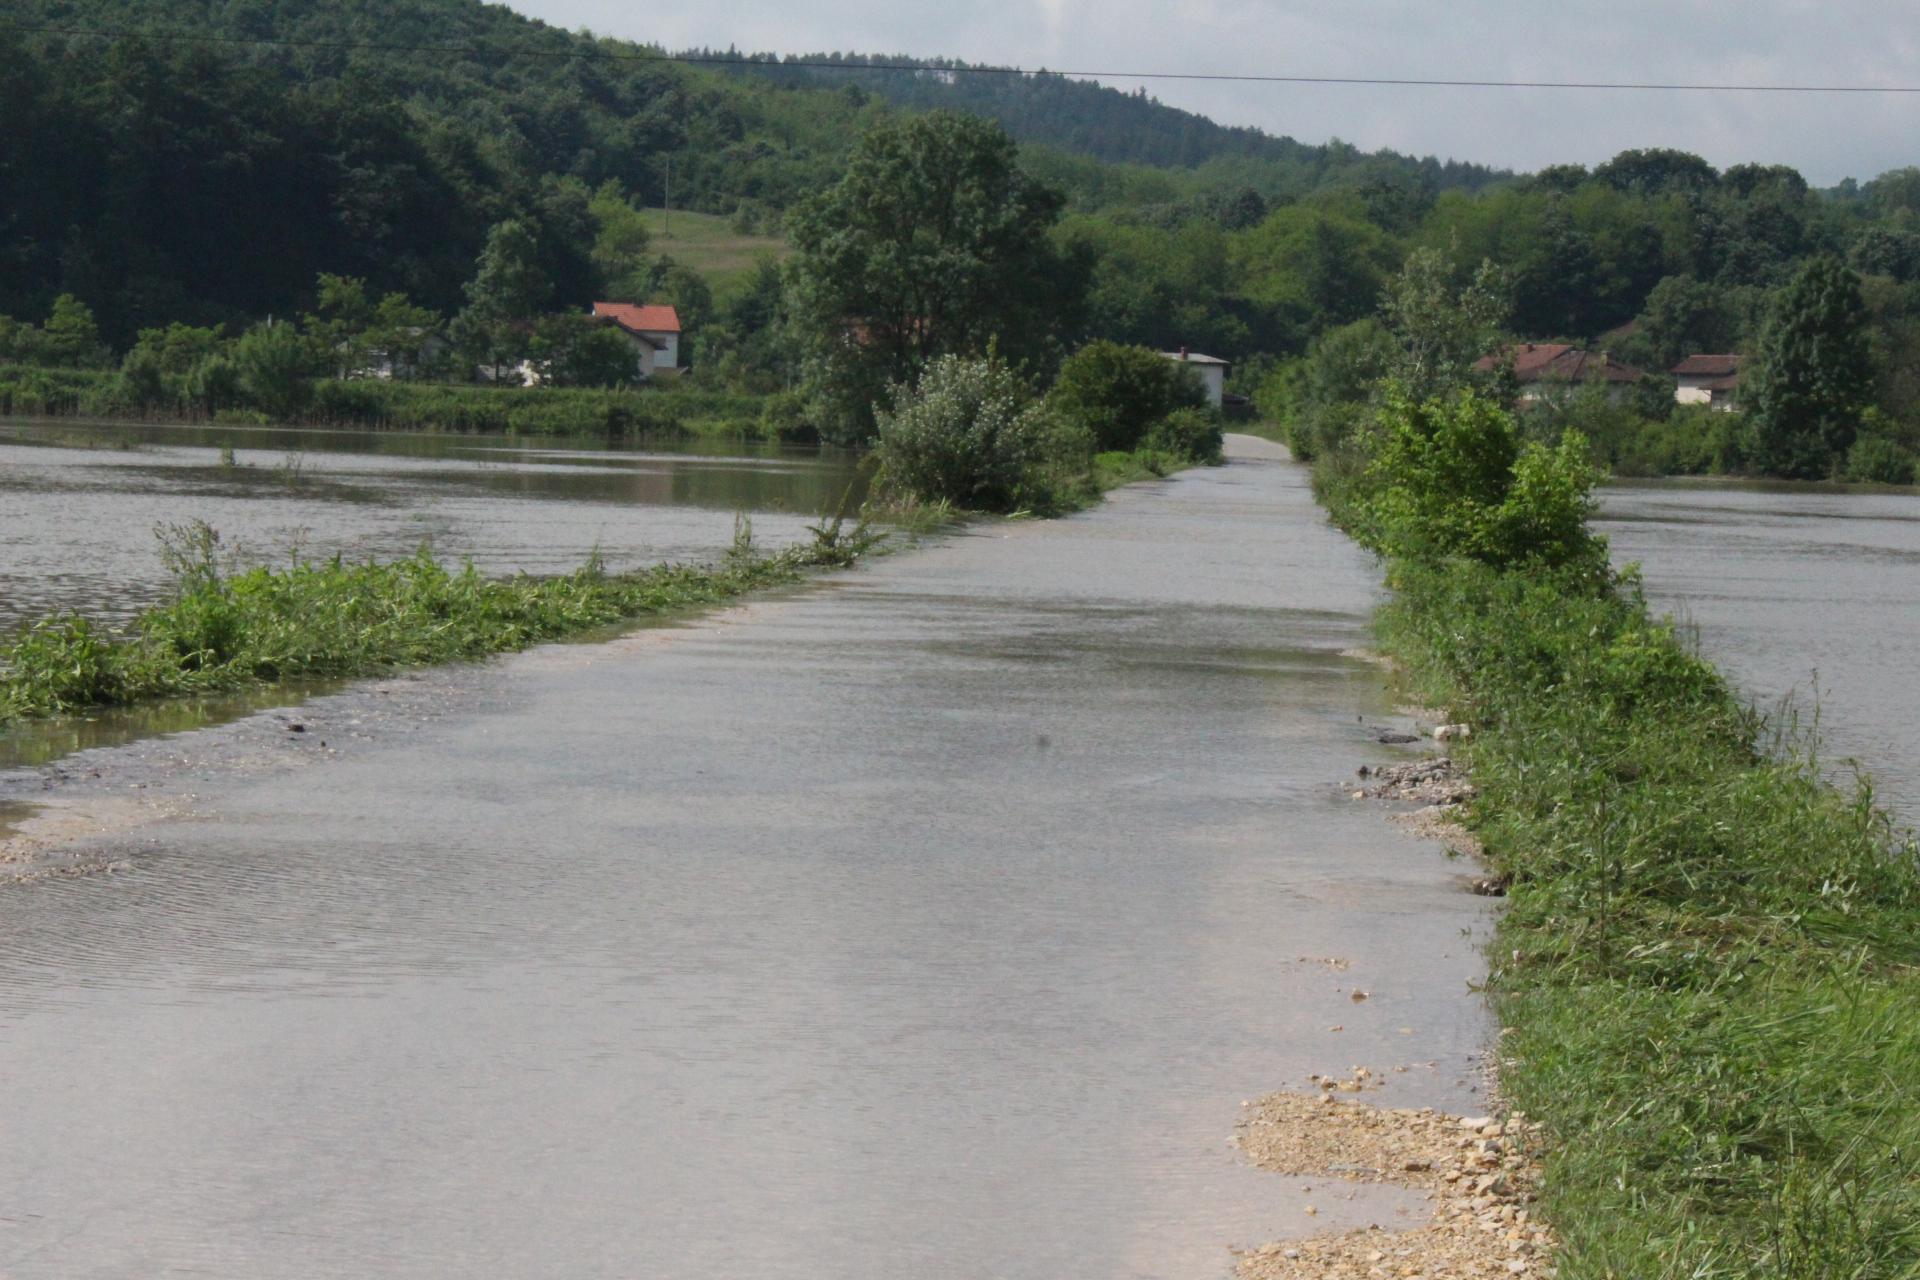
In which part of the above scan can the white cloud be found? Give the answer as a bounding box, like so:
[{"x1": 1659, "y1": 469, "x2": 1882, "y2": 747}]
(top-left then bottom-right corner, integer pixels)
[{"x1": 513, "y1": 0, "x2": 1920, "y2": 183}]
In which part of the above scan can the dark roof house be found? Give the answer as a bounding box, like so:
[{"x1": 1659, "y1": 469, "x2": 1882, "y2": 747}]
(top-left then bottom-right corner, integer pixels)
[
  {"x1": 1473, "y1": 342, "x2": 1645, "y2": 384},
  {"x1": 1671, "y1": 354, "x2": 1745, "y2": 410}
]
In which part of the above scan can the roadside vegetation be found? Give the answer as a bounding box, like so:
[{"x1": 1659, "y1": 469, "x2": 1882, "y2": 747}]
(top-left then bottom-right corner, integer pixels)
[
  {"x1": 1305, "y1": 299, "x2": 1920, "y2": 1272},
  {"x1": 0, "y1": 518, "x2": 874, "y2": 726}
]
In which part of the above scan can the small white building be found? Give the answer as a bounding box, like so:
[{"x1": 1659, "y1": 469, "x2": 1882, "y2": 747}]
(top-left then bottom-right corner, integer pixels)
[
  {"x1": 592, "y1": 302, "x2": 681, "y2": 376},
  {"x1": 1161, "y1": 348, "x2": 1230, "y2": 408},
  {"x1": 1671, "y1": 354, "x2": 1744, "y2": 412}
]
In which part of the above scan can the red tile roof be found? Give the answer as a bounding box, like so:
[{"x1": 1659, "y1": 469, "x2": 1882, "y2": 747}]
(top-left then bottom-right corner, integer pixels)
[
  {"x1": 1671, "y1": 354, "x2": 1743, "y2": 377},
  {"x1": 1474, "y1": 343, "x2": 1645, "y2": 383},
  {"x1": 592, "y1": 302, "x2": 680, "y2": 334}
]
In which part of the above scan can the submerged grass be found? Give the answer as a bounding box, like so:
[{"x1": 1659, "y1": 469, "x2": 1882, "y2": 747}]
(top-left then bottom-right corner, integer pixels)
[
  {"x1": 1370, "y1": 555, "x2": 1920, "y2": 1278},
  {"x1": 0, "y1": 517, "x2": 876, "y2": 726}
]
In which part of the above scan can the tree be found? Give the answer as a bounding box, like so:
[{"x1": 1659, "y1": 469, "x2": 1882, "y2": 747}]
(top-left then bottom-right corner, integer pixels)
[
  {"x1": 1593, "y1": 149, "x2": 1718, "y2": 198},
  {"x1": 365, "y1": 292, "x2": 442, "y2": 380},
  {"x1": 38, "y1": 294, "x2": 108, "y2": 367},
  {"x1": 1748, "y1": 256, "x2": 1875, "y2": 478},
  {"x1": 788, "y1": 111, "x2": 1078, "y2": 442},
  {"x1": 1635, "y1": 275, "x2": 1739, "y2": 369},
  {"x1": 530, "y1": 314, "x2": 638, "y2": 387},
  {"x1": 1046, "y1": 341, "x2": 1206, "y2": 452},
  {"x1": 1267, "y1": 317, "x2": 1398, "y2": 460},
  {"x1": 305, "y1": 274, "x2": 375, "y2": 377},
  {"x1": 1379, "y1": 248, "x2": 1511, "y2": 401},
  {"x1": 232, "y1": 321, "x2": 313, "y2": 418},
  {"x1": 451, "y1": 220, "x2": 550, "y2": 380},
  {"x1": 587, "y1": 182, "x2": 653, "y2": 289}
]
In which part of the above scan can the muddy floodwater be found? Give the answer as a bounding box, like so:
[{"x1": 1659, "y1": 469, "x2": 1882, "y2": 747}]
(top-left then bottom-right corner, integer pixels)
[
  {"x1": 0, "y1": 437, "x2": 1493, "y2": 1278},
  {"x1": 1598, "y1": 481, "x2": 1920, "y2": 821},
  {"x1": 0, "y1": 418, "x2": 865, "y2": 632}
]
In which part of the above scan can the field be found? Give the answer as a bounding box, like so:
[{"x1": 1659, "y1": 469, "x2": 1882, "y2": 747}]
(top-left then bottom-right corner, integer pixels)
[{"x1": 642, "y1": 208, "x2": 791, "y2": 295}]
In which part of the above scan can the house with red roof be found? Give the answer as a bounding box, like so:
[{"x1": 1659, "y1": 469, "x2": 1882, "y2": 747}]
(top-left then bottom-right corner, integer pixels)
[
  {"x1": 1671, "y1": 354, "x2": 1744, "y2": 412},
  {"x1": 591, "y1": 302, "x2": 681, "y2": 377},
  {"x1": 1472, "y1": 342, "x2": 1647, "y2": 405}
]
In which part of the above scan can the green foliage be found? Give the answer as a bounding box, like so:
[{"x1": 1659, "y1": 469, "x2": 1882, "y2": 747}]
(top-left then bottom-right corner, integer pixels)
[
  {"x1": 119, "y1": 346, "x2": 166, "y2": 409},
  {"x1": 1368, "y1": 551, "x2": 1920, "y2": 1279},
  {"x1": 530, "y1": 314, "x2": 640, "y2": 388},
  {"x1": 1354, "y1": 389, "x2": 1605, "y2": 573},
  {"x1": 131, "y1": 323, "x2": 226, "y2": 375},
  {"x1": 305, "y1": 274, "x2": 375, "y2": 378},
  {"x1": 452, "y1": 220, "x2": 551, "y2": 379},
  {"x1": 37, "y1": 295, "x2": 109, "y2": 368},
  {"x1": 589, "y1": 183, "x2": 655, "y2": 291},
  {"x1": 231, "y1": 322, "x2": 314, "y2": 419},
  {"x1": 1379, "y1": 247, "x2": 1511, "y2": 400},
  {"x1": 1142, "y1": 406, "x2": 1225, "y2": 463},
  {"x1": 0, "y1": 521, "x2": 879, "y2": 725},
  {"x1": 1631, "y1": 274, "x2": 1745, "y2": 369},
  {"x1": 1047, "y1": 340, "x2": 1207, "y2": 451},
  {"x1": 871, "y1": 354, "x2": 1071, "y2": 513},
  {"x1": 1844, "y1": 435, "x2": 1916, "y2": 484},
  {"x1": 1749, "y1": 256, "x2": 1876, "y2": 477},
  {"x1": 788, "y1": 112, "x2": 1078, "y2": 442}
]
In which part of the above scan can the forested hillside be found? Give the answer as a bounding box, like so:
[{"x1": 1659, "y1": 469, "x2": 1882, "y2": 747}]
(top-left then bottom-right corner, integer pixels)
[
  {"x1": 686, "y1": 50, "x2": 1505, "y2": 193},
  {"x1": 5, "y1": 0, "x2": 1920, "y2": 480},
  {"x1": 2, "y1": 0, "x2": 1493, "y2": 341}
]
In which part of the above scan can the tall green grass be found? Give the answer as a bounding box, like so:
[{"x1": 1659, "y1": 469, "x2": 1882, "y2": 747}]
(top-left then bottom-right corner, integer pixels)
[
  {"x1": 0, "y1": 518, "x2": 872, "y2": 725},
  {"x1": 1373, "y1": 555, "x2": 1920, "y2": 1277},
  {"x1": 1300, "y1": 384, "x2": 1920, "y2": 1274}
]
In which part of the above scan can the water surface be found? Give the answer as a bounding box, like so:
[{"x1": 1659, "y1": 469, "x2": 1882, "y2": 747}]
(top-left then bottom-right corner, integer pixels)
[
  {"x1": 0, "y1": 439, "x2": 1493, "y2": 1278},
  {"x1": 0, "y1": 419, "x2": 863, "y2": 633},
  {"x1": 1599, "y1": 479, "x2": 1920, "y2": 819}
]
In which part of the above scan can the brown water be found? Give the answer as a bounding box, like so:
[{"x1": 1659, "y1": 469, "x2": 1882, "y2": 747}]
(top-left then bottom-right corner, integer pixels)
[
  {"x1": 0, "y1": 438, "x2": 1493, "y2": 1279},
  {"x1": 1598, "y1": 480, "x2": 1920, "y2": 821},
  {"x1": 0, "y1": 419, "x2": 865, "y2": 633}
]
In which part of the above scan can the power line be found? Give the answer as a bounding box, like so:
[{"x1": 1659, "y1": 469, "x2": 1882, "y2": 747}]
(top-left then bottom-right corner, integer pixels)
[{"x1": 8, "y1": 22, "x2": 1920, "y2": 95}]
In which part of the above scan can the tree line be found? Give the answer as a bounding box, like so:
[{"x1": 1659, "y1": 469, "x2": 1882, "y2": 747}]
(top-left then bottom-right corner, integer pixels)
[{"x1": 3, "y1": 2, "x2": 1918, "y2": 480}]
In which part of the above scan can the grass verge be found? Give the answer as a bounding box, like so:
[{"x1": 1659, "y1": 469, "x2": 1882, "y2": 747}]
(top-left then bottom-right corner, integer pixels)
[
  {"x1": 0, "y1": 518, "x2": 873, "y2": 726},
  {"x1": 1369, "y1": 554, "x2": 1920, "y2": 1277}
]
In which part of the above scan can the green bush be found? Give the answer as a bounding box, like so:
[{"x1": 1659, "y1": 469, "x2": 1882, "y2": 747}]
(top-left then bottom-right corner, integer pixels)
[
  {"x1": 233, "y1": 322, "x2": 315, "y2": 419},
  {"x1": 1844, "y1": 435, "x2": 1916, "y2": 484},
  {"x1": 873, "y1": 354, "x2": 1065, "y2": 513},
  {"x1": 1143, "y1": 406, "x2": 1224, "y2": 463},
  {"x1": 1047, "y1": 340, "x2": 1207, "y2": 451},
  {"x1": 1354, "y1": 389, "x2": 1606, "y2": 573}
]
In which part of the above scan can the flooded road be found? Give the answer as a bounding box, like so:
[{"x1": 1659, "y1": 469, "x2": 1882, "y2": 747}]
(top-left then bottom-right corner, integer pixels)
[
  {"x1": 1598, "y1": 481, "x2": 1920, "y2": 820},
  {"x1": 0, "y1": 419, "x2": 863, "y2": 632},
  {"x1": 0, "y1": 438, "x2": 1492, "y2": 1279}
]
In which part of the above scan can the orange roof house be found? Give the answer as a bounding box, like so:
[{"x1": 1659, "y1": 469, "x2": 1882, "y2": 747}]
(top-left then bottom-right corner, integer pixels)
[{"x1": 591, "y1": 303, "x2": 682, "y2": 373}]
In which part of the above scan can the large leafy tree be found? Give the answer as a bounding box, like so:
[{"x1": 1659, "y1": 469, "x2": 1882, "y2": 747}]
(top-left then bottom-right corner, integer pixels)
[
  {"x1": 1380, "y1": 248, "x2": 1510, "y2": 401},
  {"x1": 787, "y1": 111, "x2": 1079, "y2": 442},
  {"x1": 1748, "y1": 256, "x2": 1875, "y2": 478},
  {"x1": 451, "y1": 220, "x2": 550, "y2": 380}
]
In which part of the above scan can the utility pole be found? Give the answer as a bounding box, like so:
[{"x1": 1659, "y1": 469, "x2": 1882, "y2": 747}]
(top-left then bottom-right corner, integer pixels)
[{"x1": 663, "y1": 156, "x2": 672, "y2": 239}]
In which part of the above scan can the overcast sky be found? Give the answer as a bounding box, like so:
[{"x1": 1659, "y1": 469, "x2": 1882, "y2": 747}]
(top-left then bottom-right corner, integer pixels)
[{"x1": 507, "y1": 0, "x2": 1920, "y2": 185}]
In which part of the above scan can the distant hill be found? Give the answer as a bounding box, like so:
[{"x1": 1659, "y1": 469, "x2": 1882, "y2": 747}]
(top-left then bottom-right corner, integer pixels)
[
  {"x1": 0, "y1": 0, "x2": 1506, "y2": 339},
  {"x1": 691, "y1": 51, "x2": 1509, "y2": 196}
]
